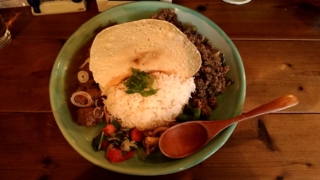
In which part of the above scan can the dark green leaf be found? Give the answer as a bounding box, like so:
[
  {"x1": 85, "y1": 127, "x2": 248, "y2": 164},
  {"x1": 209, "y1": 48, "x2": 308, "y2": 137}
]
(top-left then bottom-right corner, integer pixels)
[
  {"x1": 176, "y1": 113, "x2": 192, "y2": 122},
  {"x1": 92, "y1": 133, "x2": 102, "y2": 151},
  {"x1": 192, "y1": 108, "x2": 201, "y2": 119},
  {"x1": 111, "y1": 120, "x2": 121, "y2": 130}
]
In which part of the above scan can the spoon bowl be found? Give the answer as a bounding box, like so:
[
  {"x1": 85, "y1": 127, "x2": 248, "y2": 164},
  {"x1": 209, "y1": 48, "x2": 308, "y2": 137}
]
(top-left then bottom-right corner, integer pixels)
[{"x1": 159, "y1": 95, "x2": 299, "y2": 158}]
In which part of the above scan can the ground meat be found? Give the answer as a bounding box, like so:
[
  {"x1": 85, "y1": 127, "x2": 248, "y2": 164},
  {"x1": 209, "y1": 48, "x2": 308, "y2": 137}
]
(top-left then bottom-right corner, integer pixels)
[
  {"x1": 151, "y1": 9, "x2": 231, "y2": 117},
  {"x1": 151, "y1": 9, "x2": 184, "y2": 29}
]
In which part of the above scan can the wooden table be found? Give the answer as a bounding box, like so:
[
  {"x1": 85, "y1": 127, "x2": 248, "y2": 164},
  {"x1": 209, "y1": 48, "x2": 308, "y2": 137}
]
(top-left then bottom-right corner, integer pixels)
[{"x1": 1, "y1": 0, "x2": 320, "y2": 179}]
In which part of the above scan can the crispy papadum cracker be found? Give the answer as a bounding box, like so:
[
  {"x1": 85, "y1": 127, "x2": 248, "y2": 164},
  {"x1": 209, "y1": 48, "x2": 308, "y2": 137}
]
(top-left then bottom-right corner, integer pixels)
[{"x1": 89, "y1": 19, "x2": 201, "y2": 90}]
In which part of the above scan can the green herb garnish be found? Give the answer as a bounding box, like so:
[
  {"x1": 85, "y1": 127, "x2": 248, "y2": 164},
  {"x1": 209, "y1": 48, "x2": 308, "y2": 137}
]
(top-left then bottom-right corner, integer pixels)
[
  {"x1": 111, "y1": 120, "x2": 120, "y2": 130},
  {"x1": 92, "y1": 133, "x2": 102, "y2": 151},
  {"x1": 124, "y1": 68, "x2": 158, "y2": 97},
  {"x1": 176, "y1": 104, "x2": 201, "y2": 122}
]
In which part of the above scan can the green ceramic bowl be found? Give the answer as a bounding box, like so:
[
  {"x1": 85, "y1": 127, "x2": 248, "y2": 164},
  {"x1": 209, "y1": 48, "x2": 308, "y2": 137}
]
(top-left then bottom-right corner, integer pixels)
[{"x1": 49, "y1": 2, "x2": 246, "y2": 175}]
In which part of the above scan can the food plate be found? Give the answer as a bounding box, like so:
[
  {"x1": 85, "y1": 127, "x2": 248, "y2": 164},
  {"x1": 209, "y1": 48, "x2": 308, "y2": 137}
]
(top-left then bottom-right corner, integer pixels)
[{"x1": 49, "y1": 1, "x2": 246, "y2": 175}]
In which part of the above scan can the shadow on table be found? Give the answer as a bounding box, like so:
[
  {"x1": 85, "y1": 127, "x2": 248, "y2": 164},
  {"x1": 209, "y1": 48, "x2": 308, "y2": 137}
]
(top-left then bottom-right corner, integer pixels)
[
  {"x1": 293, "y1": 2, "x2": 320, "y2": 31},
  {"x1": 74, "y1": 162, "x2": 257, "y2": 180}
]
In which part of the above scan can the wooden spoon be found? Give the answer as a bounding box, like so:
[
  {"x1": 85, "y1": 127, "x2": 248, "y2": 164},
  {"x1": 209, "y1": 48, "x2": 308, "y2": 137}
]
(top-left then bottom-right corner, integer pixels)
[{"x1": 159, "y1": 95, "x2": 299, "y2": 159}]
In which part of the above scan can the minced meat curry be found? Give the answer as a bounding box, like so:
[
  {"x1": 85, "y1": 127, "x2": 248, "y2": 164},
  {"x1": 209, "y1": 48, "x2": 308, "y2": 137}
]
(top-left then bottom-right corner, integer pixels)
[{"x1": 151, "y1": 9, "x2": 232, "y2": 117}]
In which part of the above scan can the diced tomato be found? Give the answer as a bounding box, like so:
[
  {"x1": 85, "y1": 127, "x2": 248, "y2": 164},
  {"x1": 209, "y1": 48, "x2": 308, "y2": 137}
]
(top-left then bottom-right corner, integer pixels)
[
  {"x1": 106, "y1": 148, "x2": 135, "y2": 163},
  {"x1": 100, "y1": 141, "x2": 109, "y2": 150},
  {"x1": 130, "y1": 128, "x2": 144, "y2": 142},
  {"x1": 102, "y1": 124, "x2": 116, "y2": 136}
]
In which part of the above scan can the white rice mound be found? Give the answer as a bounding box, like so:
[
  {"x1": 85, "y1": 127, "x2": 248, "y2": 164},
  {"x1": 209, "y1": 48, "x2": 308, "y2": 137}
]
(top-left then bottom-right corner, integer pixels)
[{"x1": 103, "y1": 72, "x2": 196, "y2": 131}]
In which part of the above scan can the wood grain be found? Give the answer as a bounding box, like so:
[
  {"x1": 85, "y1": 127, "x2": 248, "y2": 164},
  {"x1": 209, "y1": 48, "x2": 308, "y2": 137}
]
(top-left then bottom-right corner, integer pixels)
[
  {"x1": 234, "y1": 40, "x2": 320, "y2": 113},
  {"x1": 1, "y1": 0, "x2": 320, "y2": 40},
  {"x1": 1, "y1": 113, "x2": 319, "y2": 179},
  {"x1": 174, "y1": 0, "x2": 320, "y2": 40},
  {"x1": 0, "y1": 39, "x2": 63, "y2": 112}
]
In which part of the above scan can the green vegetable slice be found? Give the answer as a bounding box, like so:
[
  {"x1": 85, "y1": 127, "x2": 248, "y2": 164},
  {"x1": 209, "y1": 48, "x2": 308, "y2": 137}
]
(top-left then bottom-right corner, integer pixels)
[
  {"x1": 124, "y1": 68, "x2": 158, "y2": 97},
  {"x1": 177, "y1": 104, "x2": 202, "y2": 122}
]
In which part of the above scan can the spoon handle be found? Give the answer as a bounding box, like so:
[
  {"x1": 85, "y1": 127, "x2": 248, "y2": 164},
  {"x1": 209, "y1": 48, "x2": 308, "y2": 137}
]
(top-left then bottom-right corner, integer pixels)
[
  {"x1": 202, "y1": 95, "x2": 299, "y2": 136},
  {"x1": 235, "y1": 94, "x2": 298, "y2": 122}
]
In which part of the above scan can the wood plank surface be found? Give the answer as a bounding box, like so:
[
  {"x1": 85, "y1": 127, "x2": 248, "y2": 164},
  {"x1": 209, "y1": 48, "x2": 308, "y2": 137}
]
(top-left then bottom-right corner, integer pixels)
[
  {"x1": 234, "y1": 40, "x2": 320, "y2": 113},
  {"x1": 1, "y1": 0, "x2": 320, "y2": 40},
  {"x1": 0, "y1": 39, "x2": 63, "y2": 112},
  {"x1": 1, "y1": 112, "x2": 319, "y2": 179},
  {"x1": 175, "y1": 0, "x2": 320, "y2": 40}
]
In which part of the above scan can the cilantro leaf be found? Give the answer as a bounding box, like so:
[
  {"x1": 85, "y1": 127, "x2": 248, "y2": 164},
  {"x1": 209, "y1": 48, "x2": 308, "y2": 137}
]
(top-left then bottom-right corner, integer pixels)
[{"x1": 124, "y1": 68, "x2": 158, "y2": 97}]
